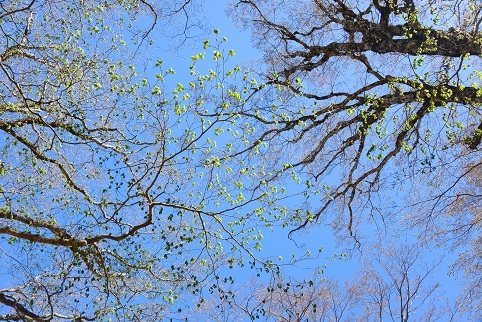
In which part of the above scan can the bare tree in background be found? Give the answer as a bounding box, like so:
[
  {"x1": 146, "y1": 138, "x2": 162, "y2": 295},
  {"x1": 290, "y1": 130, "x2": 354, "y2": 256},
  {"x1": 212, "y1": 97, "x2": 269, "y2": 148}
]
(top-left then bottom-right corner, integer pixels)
[
  {"x1": 353, "y1": 242, "x2": 448, "y2": 322},
  {"x1": 192, "y1": 241, "x2": 452, "y2": 321}
]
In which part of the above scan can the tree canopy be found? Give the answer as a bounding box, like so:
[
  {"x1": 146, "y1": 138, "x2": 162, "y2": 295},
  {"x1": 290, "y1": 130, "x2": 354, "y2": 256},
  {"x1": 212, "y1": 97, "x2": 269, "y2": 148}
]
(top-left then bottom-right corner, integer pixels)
[
  {"x1": 1, "y1": 0, "x2": 481, "y2": 320},
  {"x1": 231, "y1": 0, "x2": 482, "y2": 314}
]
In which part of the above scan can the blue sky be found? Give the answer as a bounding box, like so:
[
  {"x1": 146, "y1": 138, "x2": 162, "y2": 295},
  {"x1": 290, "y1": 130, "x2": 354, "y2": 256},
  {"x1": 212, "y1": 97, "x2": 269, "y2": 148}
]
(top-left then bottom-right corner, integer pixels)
[
  {"x1": 175, "y1": 1, "x2": 474, "y2": 320},
  {"x1": 141, "y1": 0, "x2": 367, "y2": 313},
  {"x1": 1, "y1": 0, "x2": 476, "y2": 320}
]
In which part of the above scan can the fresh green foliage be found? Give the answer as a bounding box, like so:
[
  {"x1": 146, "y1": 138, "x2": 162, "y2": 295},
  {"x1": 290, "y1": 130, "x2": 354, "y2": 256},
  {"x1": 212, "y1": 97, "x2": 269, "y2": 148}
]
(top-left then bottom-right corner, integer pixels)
[
  {"x1": 0, "y1": 1, "x2": 298, "y2": 320},
  {"x1": 2, "y1": 0, "x2": 482, "y2": 320}
]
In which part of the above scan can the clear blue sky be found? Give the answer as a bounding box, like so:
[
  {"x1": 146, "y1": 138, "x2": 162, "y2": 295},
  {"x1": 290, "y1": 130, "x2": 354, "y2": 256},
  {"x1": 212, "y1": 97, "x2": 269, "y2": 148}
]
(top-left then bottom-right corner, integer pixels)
[{"x1": 193, "y1": 2, "x2": 469, "y2": 319}]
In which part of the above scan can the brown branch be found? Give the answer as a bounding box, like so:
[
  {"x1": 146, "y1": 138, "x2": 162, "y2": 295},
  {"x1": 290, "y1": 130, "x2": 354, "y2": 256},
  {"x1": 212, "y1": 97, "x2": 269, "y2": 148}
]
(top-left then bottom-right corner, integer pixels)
[
  {"x1": 0, "y1": 0, "x2": 36, "y2": 20},
  {"x1": 0, "y1": 292, "x2": 47, "y2": 322}
]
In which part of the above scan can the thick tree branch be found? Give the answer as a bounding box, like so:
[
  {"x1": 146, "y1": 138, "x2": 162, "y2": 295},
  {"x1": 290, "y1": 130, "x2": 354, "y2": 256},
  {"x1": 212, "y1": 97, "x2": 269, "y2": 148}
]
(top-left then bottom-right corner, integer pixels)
[{"x1": 0, "y1": 292, "x2": 46, "y2": 322}]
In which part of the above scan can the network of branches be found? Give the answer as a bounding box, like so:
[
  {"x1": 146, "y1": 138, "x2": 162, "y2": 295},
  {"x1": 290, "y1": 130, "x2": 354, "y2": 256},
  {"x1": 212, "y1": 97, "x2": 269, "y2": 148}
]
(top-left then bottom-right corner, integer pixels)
[{"x1": 0, "y1": 0, "x2": 481, "y2": 320}]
